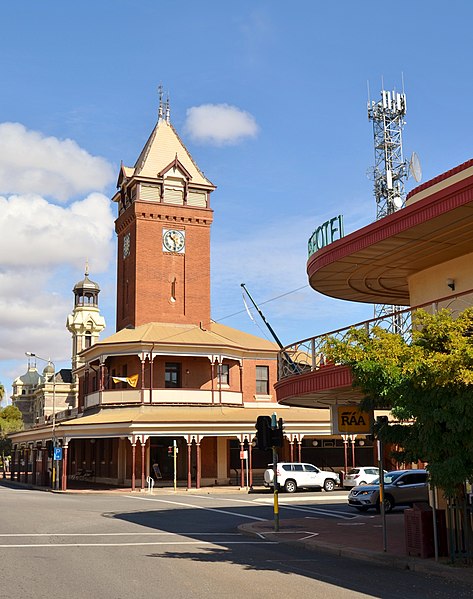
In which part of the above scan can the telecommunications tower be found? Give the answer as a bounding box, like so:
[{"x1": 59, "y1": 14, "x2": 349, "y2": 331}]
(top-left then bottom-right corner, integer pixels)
[
  {"x1": 367, "y1": 85, "x2": 420, "y2": 334},
  {"x1": 368, "y1": 87, "x2": 408, "y2": 218}
]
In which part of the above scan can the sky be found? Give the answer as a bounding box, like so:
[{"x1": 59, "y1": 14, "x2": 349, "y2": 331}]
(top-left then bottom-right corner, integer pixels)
[{"x1": 1, "y1": 0, "x2": 472, "y2": 399}]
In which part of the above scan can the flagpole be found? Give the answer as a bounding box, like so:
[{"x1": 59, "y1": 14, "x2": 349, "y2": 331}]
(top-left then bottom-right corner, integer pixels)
[
  {"x1": 240, "y1": 284, "x2": 300, "y2": 375},
  {"x1": 240, "y1": 284, "x2": 285, "y2": 350}
]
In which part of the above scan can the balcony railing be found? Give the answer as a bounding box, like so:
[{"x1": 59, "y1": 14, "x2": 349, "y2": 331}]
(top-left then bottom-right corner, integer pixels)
[
  {"x1": 84, "y1": 388, "x2": 243, "y2": 408},
  {"x1": 278, "y1": 288, "x2": 473, "y2": 381}
]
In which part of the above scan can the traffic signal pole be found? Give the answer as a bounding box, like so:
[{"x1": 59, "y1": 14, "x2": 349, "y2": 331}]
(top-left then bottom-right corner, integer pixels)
[
  {"x1": 272, "y1": 413, "x2": 279, "y2": 532},
  {"x1": 255, "y1": 413, "x2": 284, "y2": 532}
]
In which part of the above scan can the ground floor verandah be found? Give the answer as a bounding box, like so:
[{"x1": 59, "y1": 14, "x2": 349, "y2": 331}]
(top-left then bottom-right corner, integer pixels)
[{"x1": 9, "y1": 405, "x2": 379, "y2": 491}]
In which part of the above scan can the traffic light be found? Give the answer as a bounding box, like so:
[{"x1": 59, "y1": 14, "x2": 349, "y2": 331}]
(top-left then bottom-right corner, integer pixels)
[
  {"x1": 167, "y1": 446, "x2": 173, "y2": 457},
  {"x1": 255, "y1": 416, "x2": 271, "y2": 450},
  {"x1": 270, "y1": 417, "x2": 285, "y2": 448},
  {"x1": 373, "y1": 415, "x2": 389, "y2": 438},
  {"x1": 255, "y1": 416, "x2": 285, "y2": 449}
]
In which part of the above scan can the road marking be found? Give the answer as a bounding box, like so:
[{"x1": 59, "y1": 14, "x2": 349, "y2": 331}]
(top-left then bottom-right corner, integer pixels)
[
  {"x1": 254, "y1": 494, "x2": 348, "y2": 503},
  {"x1": 124, "y1": 495, "x2": 267, "y2": 521},
  {"x1": 0, "y1": 532, "x2": 244, "y2": 537},
  {"x1": 0, "y1": 541, "x2": 277, "y2": 548},
  {"x1": 278, "y1": 505, "x2": 356, "y2": 519},
  {"x1": 164, "y1": 492, "x2": 355, "y2": 520}
]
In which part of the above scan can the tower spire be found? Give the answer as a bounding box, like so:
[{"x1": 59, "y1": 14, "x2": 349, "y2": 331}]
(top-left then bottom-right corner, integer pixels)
[
  {"x1": 165, "y1": 92, "x2": 171, "y2": 124},
  {"x1": 158, "y1": 84, "x2": 164, "y2": 121}
]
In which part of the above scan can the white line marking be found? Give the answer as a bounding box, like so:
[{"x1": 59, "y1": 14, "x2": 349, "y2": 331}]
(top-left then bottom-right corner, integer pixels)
[
  {"x1": 275, "y1": 505, "x2": 355, "y2": 520},
  {"x1": 124, "y1": 495, "x2": 267, "y2": 521},
  {"x1": 255, "y1": 494, "x2": 348, "y2": 503},
  {"x1": 0, "y1": 541, "x2": 277, "y2": 549},
  {"x1": 150, "y1": 491, "x2": 355, "y2": 521},
  {"x1": 0, "y1": 532, "x2": 243, "y2": 537}
]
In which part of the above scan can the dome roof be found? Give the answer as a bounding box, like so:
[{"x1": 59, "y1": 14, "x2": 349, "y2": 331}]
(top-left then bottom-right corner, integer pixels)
[
  {"x1": 13, "y1": 366, "x2": 41, "y2": 387},
  {"x1": 42, "y1": 362, "x2": 55, "y2": 376},
  {"x1": 73, "y1": 264, "x2": 100, "y2": 293},
  {"x1": 73, "y1": 273, "x2": 100, "y2": 293}
]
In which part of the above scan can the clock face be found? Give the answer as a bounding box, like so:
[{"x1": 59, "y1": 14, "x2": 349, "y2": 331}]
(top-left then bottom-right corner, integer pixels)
[
  {"x1": 123, "y1": 232, "x2": 131, "y2": 258},
  {"x1": 163, "y1": 229, "x2": 185, "y2": 253}
]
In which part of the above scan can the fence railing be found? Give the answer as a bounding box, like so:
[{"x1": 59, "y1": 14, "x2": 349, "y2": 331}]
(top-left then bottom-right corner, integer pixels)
[{"x1": 278, "y1": 288, "x2": 473, "y2": 381}]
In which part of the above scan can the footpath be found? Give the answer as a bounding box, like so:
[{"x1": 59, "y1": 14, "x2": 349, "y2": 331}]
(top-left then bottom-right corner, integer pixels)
[{"x1": 239, "y1": 506, "x2": 473, "y2": 586}]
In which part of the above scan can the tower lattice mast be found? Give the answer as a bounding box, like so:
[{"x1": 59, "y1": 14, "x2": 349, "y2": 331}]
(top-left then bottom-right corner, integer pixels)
[{"x1": 368, "y1": 86, "x2": 410, "y2": 334}]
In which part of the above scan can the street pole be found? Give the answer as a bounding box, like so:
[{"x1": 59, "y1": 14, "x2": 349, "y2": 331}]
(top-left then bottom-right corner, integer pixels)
[
  {"x1": 271, "y1": 413, "x2": 279, "y2": 532},
  {"x1": 173, "y1": 439, "x2": 177, "y2": 492},
  {"x1": 52, "y1": 374, "x2": 58, "y2": 490},
  {"x1": 26, "y1": 352, "x2": 57, "y2": 490},
  {"x1": 376, "y1": 415, "x2": 388, "y2": 552},
  {"x1": 377, "y1": 438, "x2": 387, "y2": 552}
]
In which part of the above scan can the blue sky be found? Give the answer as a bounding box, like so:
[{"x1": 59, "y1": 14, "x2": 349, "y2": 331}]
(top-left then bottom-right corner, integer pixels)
[{"x1": 1, "y1": 1, "x2": 472, "y2": 397}]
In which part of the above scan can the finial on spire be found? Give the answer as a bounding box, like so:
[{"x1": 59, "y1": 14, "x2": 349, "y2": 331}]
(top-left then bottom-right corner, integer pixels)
[
  {"x1": 85, "y1": 259, "x2": 89, "y2": 277},
  {"x1": 165, "y1": 93, "x2": 171, "y2": 124},
  {"x1": 158, "y1": 84, "x2": 164, "y2": 121}
]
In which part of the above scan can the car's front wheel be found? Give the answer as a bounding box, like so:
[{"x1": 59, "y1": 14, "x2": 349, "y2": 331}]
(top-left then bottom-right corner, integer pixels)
[
  {"x1": 284, "y1": 479, "x2": 297, "y2": 493},
  {"x1": 323, "y1": 479, "x2": 335, "y2": 492},
  {"x1": 376, "y1": 495, "x2": 394, "y2": 513}
]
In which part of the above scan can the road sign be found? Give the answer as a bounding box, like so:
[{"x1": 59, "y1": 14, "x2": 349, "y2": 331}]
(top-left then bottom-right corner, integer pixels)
[
  {"x1": 54, "y1": 447, "x2": 63, "y2": 461},
  {"x1": 332, "y1": 405, "x2": 372, "y2": 434}
]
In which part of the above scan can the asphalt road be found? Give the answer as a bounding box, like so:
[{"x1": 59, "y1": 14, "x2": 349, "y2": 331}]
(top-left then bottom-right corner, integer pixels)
[{"x1": 1, "y1": 483, "x2": 471, "y2": 599}]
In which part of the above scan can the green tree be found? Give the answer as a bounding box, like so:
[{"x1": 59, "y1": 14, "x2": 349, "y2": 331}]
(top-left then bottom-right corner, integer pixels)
[
  {"x1": 324, "y1": 308, "x2": 473, "y2": 498},
  {"x1": 0, "y1": 404, "x2": 24, "y2": 473}
]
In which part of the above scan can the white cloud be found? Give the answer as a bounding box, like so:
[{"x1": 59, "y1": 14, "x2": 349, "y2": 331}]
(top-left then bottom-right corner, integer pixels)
[
  {"x1": 184, "y1": 104, "x2": 259, "y2": 146},
  {"x1": 0, "y1": 192, "x2": 115, "y2": 365},
  {"x1": 0, "y1": 193, "x2": 114, "y2": 268},
  {"x1": 0, "y1": 123, "x2": 117, "y2": 390},
  {"x1": 0, "y1": 122, "x2": 115, "y2": 200}
]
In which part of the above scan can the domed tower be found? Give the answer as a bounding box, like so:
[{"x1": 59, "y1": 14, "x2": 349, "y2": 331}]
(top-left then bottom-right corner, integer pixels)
[{"x1": 66, "y1": 265, "x2": 106, "y2": 372}]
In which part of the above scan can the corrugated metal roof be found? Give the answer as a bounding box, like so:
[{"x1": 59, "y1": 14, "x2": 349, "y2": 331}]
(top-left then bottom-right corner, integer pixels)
[
  {"x1": 95, "y1": 321, "x2": 277, "y2": 352},
  {"x1": 62, "y1": 404, "x2": 329, "y2": 426}
]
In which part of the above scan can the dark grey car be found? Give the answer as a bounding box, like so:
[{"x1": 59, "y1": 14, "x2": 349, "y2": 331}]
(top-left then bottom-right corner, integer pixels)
[{"x1": 347, "y1": 469, "x2": 429, "y2": 513}]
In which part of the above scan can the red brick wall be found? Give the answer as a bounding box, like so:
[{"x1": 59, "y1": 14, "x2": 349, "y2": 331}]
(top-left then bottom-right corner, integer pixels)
[{"x1": 115, "y1": 202, "x2": 213, "y2": 331}]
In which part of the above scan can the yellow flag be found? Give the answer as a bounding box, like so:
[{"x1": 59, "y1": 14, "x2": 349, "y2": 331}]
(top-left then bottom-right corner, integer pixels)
[
  {"x1": 112, "y1": 375, "x2": 139, "y2": 388},
  {"x1": 127, "y1": 374, "x2": 139, "y2": 388}
]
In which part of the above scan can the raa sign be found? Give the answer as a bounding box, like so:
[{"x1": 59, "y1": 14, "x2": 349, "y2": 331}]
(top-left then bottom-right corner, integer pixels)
[{"x1": 332, "y1": 405, "x2": 372, "y2": 434}]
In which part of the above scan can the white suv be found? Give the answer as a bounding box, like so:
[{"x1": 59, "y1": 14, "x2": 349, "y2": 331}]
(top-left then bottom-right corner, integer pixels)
[
  {"x1": 264, "y1": 462, "x2": 339, "y2": 493},
  {"x1": 343, "y1": 467, "x2": 385, "y2": 489}
]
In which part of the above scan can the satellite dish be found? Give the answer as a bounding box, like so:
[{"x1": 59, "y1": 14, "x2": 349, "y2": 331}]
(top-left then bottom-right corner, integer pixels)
[
  {"x1": 392, "y1": 196, "x2": 403, "y2": 209},
  {"x1": 409, "y1": 152, "x2": 422, "y2": 182}
]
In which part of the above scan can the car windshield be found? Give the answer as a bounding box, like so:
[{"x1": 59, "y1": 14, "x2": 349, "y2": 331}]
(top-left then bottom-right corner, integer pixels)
[{"x1": 371, "y1": 471, "x2": 405, "y2": 485}]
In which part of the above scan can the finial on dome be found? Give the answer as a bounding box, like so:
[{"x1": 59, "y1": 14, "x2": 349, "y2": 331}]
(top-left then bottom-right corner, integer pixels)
[{"x1": 85, "y1": 258, "x2": 89, "y2": 277}]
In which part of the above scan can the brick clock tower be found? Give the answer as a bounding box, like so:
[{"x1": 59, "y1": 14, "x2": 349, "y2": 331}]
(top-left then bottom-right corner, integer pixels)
[{"x1": 113, "y1": 102, "x2": 215, "y2": 331}]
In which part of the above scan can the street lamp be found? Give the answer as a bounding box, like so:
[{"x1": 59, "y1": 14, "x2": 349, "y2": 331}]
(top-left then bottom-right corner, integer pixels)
[{"x1": 25, "y1": 352, "x2": 58, "y2": 490}]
